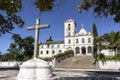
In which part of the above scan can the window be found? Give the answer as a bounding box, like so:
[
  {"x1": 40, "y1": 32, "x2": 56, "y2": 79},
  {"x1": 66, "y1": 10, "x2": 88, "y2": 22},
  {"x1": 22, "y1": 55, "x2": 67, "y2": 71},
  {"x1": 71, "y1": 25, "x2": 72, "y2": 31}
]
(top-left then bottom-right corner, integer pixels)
[
  {"x1": 68, "y1": 39, "x2": 71, "y2": 44},
  {"x1": 59, "y1": 50, "x2": 62, "y2": 53},
  {"x1": 82, "y1": 38, "x2": 85, "y2": 43},
  {"x1": 88, "y1": 38, "x2": 91, "y2": 43},
  {"x1": 47, "y1": 44, "x2": 49, "y2": 48},
  {"x1": 41, "y1": 46, "x2": 43, "y2": 48},
  {"x1": 68, "y1": 24, "x2": 71, "y2": 30},
  {"x1": 82, "y1": 33, "x2": 84, "y2": 35},
  {"x1": 51, "y1": 45, "x2": 54, "y2": 48},
  {"x1": 76, "y1": 39, "x2": 79, "y2": 43},
  {"x1": 41, "y1": 51, "x2": 43, "y2": 54},
  {"x1": 88, "y1": 46, "x2": 92, "y2": 53},
  {"x1": 46, "y1": 51, "x2": 49, "y2": 54},
  {"x1": 57, "y1": 45, "x2": 60, "y2": 48},
  {"x1": 52, "y1": 50, "x2": 55, "y2": 54},
  {"x1": 68, "y1": 32, "x2": 71, "y2": 36},
  {"x1": 76, "y1": 47, "x2": 80, "y2": 54}
]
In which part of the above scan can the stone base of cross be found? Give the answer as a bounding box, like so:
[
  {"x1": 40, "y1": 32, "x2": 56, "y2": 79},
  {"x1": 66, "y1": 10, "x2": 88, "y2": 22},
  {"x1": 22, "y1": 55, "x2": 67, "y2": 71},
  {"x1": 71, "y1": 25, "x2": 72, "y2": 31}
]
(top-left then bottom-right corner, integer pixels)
[{"x1": 17, "y1": 19, "x2": 52, "y2": 80}]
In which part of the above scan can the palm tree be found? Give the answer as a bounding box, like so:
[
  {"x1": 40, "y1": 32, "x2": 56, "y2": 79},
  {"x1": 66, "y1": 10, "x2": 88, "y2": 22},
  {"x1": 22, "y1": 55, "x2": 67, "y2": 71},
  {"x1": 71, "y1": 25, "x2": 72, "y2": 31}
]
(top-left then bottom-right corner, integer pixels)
[{"x1": 103, "y1": 31, "x2": 120, "y2": 56}]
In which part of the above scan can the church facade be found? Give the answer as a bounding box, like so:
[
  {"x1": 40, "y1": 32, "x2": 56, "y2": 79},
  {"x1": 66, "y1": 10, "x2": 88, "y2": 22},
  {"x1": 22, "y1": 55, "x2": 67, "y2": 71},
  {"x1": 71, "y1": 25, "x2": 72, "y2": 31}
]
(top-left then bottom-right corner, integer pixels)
[{"x1": 39, "y1": 18, "x2": 93, "y2": 57}]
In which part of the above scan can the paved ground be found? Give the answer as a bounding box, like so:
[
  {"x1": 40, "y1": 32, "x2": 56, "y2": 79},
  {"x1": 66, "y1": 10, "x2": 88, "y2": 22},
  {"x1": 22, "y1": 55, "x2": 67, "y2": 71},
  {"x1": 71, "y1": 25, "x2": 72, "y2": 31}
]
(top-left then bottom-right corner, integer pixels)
[
  {"x1": 53, "y1": 69, "x2": 120, "y2": 80},
  {"x1": 0, "y1": 69, "x2": 18, "y2": 80},
  {"x1": 0, "y1": 68, "x2": 120, "y2": 80}
]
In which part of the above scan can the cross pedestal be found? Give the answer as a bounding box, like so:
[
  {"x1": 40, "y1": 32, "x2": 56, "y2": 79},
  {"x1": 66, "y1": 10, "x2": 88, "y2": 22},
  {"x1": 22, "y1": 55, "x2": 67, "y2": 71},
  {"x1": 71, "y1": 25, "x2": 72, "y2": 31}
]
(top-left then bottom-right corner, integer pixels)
[{"x1": 17, "y1": 19, "x2": 52, "y2": 80}]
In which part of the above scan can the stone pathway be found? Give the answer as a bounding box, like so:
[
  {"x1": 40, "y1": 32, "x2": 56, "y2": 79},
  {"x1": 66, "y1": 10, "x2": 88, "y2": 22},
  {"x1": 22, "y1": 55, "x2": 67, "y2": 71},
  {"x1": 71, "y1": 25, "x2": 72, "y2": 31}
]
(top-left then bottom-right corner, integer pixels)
[
  {"x1": 0, "y1": 69, "x2": 18, "y2": 80},
  {"x1": 0, "y1": 69, "x2": 120, "y2": 80}
]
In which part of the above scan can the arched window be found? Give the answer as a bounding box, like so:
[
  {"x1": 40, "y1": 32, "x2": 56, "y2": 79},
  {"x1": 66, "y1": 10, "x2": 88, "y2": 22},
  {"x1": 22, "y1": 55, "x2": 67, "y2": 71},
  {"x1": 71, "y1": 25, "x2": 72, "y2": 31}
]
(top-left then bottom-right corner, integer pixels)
[{"x1": 88, "y1": 46, "x2": 92, "y2": 53}]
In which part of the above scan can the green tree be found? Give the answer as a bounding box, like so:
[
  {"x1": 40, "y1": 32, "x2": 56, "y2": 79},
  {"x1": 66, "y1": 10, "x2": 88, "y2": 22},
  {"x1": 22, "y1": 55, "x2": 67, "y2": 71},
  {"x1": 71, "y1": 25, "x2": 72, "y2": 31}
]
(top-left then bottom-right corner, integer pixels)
[
  {"x1": 93, "y1": 23, "x2": 98, "y2": 37},
  {"x1": 35, "y1": 0, "x2": 55, "y2": 12},
  {"x1": 8, "y1": 34, "x2": 34, "y2": 60},
  {"x1": 35, "y1": 0, "x2": 65, "y2": 13},
  {"x1": 0, "y1": 0, "x2": 24, "y2": 35},
  {"x1": 78, "y1": 0, "x2": 120, "y2": 23},
  {"x1": 7, "y1": 43, "x2": 24, "y2": 61},
  {"x1": 103, "y1": 31, "x2": 120, "y2": 56},
  {"x1": 92, "y1": 23, "x2": 98, "y2": 58}
]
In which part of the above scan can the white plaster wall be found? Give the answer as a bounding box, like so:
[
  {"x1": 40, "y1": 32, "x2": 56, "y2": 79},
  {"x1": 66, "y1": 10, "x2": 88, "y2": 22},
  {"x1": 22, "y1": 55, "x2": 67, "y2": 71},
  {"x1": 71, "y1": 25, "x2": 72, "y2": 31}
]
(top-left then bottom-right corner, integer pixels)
[
  {"x1": 39, "y1": 44, "x2": 65, "y2": 57},
  {"x1": 98, "y1": 61, "x2": 120, "y2": 70},
  {"x1": 0, "y1": 61, "x2": 23, "y2": 67},
  {"x1": 101, "y1": 49, "x2": 115, "y2": 56}
]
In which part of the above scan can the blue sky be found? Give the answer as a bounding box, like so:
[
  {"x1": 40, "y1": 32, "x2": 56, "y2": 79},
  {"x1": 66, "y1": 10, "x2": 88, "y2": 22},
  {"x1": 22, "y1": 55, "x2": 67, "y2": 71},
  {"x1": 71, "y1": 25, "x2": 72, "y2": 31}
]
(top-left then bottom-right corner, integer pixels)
[{"x1": 0, "y1": 0, "x2": 119, "y2": 54}]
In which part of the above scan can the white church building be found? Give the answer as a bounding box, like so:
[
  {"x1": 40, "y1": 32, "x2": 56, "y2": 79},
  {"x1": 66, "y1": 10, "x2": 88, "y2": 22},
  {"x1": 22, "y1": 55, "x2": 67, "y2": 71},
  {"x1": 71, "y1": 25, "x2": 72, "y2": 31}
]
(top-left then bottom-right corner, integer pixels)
[{"x1": 39, "y1": 18, "x2": 93, "y2": 57}]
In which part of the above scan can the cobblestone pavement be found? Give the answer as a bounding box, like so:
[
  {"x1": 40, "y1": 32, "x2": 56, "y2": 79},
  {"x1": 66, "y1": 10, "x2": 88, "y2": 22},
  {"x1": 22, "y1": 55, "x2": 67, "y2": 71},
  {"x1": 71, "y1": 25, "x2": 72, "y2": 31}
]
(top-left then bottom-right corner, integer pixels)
[{"x1": 0, "y1": 69, "x2": 120, "y2": 80}]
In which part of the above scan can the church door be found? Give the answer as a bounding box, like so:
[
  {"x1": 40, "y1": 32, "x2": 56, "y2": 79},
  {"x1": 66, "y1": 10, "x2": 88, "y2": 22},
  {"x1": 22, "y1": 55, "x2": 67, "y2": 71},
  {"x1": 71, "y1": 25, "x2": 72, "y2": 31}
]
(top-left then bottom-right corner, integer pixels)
[{"x1": 81, "y1": 47, "x2": 86, "y2": 55}]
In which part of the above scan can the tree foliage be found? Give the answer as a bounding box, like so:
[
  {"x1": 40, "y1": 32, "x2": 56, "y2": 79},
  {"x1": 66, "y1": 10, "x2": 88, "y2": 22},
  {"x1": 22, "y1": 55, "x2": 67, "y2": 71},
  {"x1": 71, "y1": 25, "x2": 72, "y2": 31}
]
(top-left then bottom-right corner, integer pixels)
[
  {"x1": 93, "y1": 23, "x2": 98, "y2": 37},
  {"x1": 92, "y1": 23, "x2": 98, "y2": 58},
  {"x1": 78, "y1": 0, "x2": 120, "y2": 23},
  {"x1": 35, "y1": 0, "x2": 55, "y2": 12},
  {"x1": 101, "y1": 31, "x2": 120, "y2": 56},
  {"x1": 35, "y1": 0, "x2": 65, "y2": 13},
  {"x1": 0, "y1": 0, "x2": 65, "y2": 35},
  {"x1": 7, "y1": 34, "x2": 34, "y2": 61},
  {"x1": 0, "y1": 0, "x2": 24, "y2": 35}
]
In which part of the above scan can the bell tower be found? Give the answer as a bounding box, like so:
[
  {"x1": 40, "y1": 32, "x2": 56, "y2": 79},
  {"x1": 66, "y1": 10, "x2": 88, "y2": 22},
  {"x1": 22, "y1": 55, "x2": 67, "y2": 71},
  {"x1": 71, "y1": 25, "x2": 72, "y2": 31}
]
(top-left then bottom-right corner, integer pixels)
[{"x1": 64, "y1": 18, "x2": 76, "y2": 37}]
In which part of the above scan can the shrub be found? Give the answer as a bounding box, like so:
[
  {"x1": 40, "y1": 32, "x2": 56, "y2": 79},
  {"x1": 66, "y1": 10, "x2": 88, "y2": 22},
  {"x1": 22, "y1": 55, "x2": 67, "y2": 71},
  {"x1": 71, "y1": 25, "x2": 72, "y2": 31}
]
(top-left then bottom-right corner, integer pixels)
[
  {"x1": 40, "y1": 50, "x2": 74, "y2": 61},
  {"x1": 99, "y1": 53, "x2": 105, "y2": 59},
  {"x1": 23, "y1": 56, "x2": 31, "y2": 61},
  {"x1": 53, "y1": 50, "x2": 74, "y2": 58},
  {"x1": 40, "y1": 57, "x2": 54, "y2": 61},
  {"x1": 53, "y1": 53, "x2": 64, "y2": 58}
]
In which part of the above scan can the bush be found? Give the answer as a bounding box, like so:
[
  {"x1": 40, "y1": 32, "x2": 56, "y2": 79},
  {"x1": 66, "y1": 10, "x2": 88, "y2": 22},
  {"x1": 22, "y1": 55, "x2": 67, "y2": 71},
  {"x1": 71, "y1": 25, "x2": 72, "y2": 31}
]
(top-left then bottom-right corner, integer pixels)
[
  {"x1": 23, "y1": 56, "x2": 31, "y2": 61},
  {"x1": 39, "y1": 50, "x2": 74, "y2": 61},
  {"x1": 40, "y1": 57, "x2": 54, "y2": 61},
  {"x1": 53, "y1": 50, "x2": 74, "y2": 58}
]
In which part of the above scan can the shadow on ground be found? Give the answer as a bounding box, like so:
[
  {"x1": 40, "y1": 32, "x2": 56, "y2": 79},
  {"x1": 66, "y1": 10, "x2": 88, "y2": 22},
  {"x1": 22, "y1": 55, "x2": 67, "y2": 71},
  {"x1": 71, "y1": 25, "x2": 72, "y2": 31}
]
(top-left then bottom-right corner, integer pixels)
[{"x1": 53, "y1": 70, "x2": 120, "y2": 80}]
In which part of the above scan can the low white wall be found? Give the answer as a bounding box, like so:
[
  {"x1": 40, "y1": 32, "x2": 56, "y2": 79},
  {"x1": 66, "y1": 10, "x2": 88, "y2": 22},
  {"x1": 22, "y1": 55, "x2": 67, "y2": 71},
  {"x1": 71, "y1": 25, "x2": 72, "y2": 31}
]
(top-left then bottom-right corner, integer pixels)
[
  {"x1": 101, "y1": 49, "x2": 115, "y2": 56},
  {"x1": 0, "y1": 61, "x2": 23, "y2": 68},
  {"x1": 98, "y1": 61, "x2": 120, "y2": 70}
]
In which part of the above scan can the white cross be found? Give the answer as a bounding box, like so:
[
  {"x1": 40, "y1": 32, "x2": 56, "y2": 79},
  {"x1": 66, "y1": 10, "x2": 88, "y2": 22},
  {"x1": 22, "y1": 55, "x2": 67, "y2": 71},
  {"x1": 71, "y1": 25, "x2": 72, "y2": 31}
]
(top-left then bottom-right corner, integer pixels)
[{"x1": 27, "y1": 19, "x2": 50, "y2": 58}]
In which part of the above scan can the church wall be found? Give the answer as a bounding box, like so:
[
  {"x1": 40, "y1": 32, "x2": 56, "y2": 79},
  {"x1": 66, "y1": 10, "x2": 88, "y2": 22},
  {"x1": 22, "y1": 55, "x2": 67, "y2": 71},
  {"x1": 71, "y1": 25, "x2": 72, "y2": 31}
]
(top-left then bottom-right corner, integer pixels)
[
  {"x1": 39, "y1": 43, "x2": 65, "y2": 57},
  {"x1": 64, "y1": 34, "x2": 93, "y2": 55}
]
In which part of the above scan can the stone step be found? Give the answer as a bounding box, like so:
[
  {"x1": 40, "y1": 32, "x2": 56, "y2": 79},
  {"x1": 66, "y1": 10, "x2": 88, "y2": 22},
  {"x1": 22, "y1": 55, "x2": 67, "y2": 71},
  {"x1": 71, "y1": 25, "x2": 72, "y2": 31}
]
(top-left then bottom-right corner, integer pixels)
[{"x1": 55, "y1": 55, "x2": 96, "y2": 69}]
